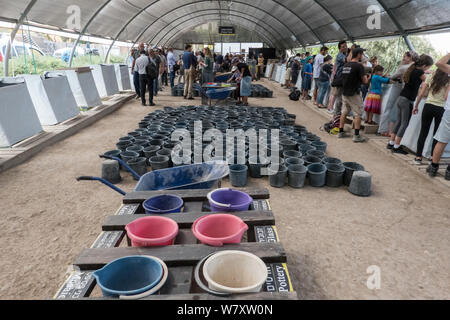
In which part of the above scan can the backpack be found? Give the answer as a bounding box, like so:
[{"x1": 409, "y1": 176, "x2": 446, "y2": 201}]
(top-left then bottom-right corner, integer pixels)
[
  {"x1": 322, "y1": 115, "x2": 341, "y2": 134},
  {"x1": 146, "y1": 58, "x2": 158, "y2": 79},
  {"x1": 289, "y1": 89, "x2": 301, "y2": 101}
]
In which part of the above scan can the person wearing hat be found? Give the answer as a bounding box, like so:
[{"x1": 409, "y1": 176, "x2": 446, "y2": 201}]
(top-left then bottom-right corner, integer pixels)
[
  {"x1": 228, "y1": 65, "x2": 242, "y2": 104},
  {"x1": 338, "y1": 47, "x2": 370, "y2": 143},
  {"x1": 317, "y1": 55, "x2": 334, "y2": 108},
  {"x1": 290, "y1": 55, "x2": 301, "y2": 89},
  {"x1": 232, "y1": 57, "x2": 252, "y2": 106}
]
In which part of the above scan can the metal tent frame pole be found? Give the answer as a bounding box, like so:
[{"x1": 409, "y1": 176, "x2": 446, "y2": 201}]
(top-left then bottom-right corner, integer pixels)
[
  {"x1": 68, "y1": 0, "x2": 112, "y2": 67},
  {"x1": 376, "y1": 0, "x2": 414, "y2": 51},
  {"x1": 3, "y1": 0, "x2": 37, "y2": 77},
  {"x1": 104, "y1": 0, "x2": 161, "y2": 63}
]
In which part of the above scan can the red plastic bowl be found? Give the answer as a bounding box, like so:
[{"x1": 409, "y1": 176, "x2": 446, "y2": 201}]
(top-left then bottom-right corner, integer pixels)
[
  {"x1": 126, "y1": 216, "x2": 179, "y2": 247},
  {"x1": 192, "y1": 214, "x2": 248, "y2": 247}
]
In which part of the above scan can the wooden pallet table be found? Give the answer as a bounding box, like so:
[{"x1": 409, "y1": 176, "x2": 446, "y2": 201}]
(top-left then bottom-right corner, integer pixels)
[{"x1": 54, "y1": 188, "x2": 298, "y2": 300}]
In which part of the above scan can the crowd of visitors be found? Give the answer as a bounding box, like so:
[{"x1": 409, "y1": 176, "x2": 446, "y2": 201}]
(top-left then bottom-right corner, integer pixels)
[
  {"x1": 130, "y1": 43, "x2": 171, "y2": 106},
  {"x1": 130, "y1": 41, "x2": 449, "y2": 179},
  {"x1": 131, "y1": 43, "x2": 267, "y2": 106},
  {"x1": 282, "y1": 41, "x2": 449, "y2": 179}
]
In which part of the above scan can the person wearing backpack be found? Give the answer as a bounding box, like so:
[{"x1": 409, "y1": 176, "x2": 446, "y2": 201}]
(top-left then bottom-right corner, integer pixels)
[
  {"x1": 330, "y1": 41, "x2": 348, "y2": 116},
  {"x1": 338, "y1": 47, "x2": 370, "y2": 143},
  {"x1": 144, "y1": 49, "x2": 158, "y2": 106},
  {"x1": 167, "y1": 47, "x2": 177, "y2": 88},
  {"x1": 152, "y1": 49, "x2": 162, "y2": 97}
]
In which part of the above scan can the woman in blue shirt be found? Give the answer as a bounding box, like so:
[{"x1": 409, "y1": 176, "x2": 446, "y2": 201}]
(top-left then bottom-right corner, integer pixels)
[{"x1": 364, "y1": 65, "x2": 390, "y2": 124}]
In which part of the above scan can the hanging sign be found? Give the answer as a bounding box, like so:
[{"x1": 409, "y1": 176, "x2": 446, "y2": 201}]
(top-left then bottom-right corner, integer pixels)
[{"x1": 219, "y1": 26, "x2": 235, "y2": 35}]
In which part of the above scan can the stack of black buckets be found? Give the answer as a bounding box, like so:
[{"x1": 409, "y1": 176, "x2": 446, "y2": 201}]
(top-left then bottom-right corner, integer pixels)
[{"x1": 104, "y1": 105, "x2": 366, "y2": 191}]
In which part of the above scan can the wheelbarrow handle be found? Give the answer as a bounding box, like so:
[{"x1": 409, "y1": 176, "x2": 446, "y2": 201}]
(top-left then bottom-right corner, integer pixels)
[
  {"x1": 99, "y1": 155, "x2": 141, "y2": 181},
  {"x1": 76, "y1": 176, "x2": 126, "y2": 196}
]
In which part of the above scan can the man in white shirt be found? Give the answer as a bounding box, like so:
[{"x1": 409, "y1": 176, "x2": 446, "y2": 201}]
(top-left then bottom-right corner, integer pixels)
[
  {"x1": 135, "y1": 50, "x2": 151, "y2": 106},
  {"x1": 167, "y1": 48, "x2": 176, "y2": 88},
  {"x1": 131, "y1": 42, "x2": 145, "y2": 99},
  {"x1": 313, "y1": 46, "x2": 328, "y2": 105},
  {"x1": 429, "y1": 52, "x2": 450, "y2": 179}
]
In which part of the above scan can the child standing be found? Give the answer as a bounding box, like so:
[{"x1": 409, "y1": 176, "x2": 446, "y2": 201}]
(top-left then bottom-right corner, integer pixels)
[
  {"x1": 302, "y1": 57, "x2": 313, "y2": 100},
  {"x1": 364, "y1": 65, "x2": 390, "y2": 124}
]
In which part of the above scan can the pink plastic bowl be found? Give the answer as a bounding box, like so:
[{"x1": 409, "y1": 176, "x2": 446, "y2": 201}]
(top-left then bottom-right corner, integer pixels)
[
  {"x1": 126, "y1": 216, "x2": 179, "y2": 247},
  {"x1": 192, "y1": 214, "x2": 249, "y2": 247}
]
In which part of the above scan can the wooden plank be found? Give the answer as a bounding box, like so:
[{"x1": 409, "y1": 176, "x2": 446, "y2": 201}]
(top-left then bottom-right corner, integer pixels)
[
  {"x1": 159, "y1": 266, "x2": 193, "y2": 295},
  {"x1": 74, "y1": 242, "x2": 286, "y2": 271},
  {"x1": 102, "y1": 210, "x2": 275, "y2": 231},
  {"x1": 87, "y1": 292, "x2": 298, "y2": 300},
  {"x1": 123, "y1": 188, "x2": 270, "y2": 204},
  {"x1": 174, "y1": 229, "x2": 198, "y2": 245},
  {"x1": 183, "y1": 201, "x2": 204, "y2": 213}
]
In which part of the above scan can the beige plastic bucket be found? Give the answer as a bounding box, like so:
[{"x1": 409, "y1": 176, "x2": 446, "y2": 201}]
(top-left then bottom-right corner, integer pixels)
[{"x1": 203, "y1": 251, "x2": 268, "y2": 293}]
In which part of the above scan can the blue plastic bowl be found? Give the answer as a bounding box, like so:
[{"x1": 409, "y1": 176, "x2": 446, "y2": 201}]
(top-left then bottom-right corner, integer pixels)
[
  {"x1": 143, "y1": 195, "x2": 184, "y2": 214},
  {"x1": 93, "y1": 256, "x2": 163, "y2": 298}
]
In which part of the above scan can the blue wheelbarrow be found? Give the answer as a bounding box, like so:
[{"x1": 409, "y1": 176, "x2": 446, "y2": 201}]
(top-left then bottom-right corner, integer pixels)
[
  {"x1": 199, "y1": 87, "x2": 236, "y2": 106},
  {"x1": 214, "y1": 73, "x2": 232, "y2": 83},
  {"x1": 77, "y1": 155, "x2": 229, "y2": 196}
]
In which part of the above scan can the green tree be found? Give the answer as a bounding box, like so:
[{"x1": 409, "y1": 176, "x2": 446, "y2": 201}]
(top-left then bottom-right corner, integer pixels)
[{"x1": 294, "y1": 36, "x2": 440, "y2": 74}]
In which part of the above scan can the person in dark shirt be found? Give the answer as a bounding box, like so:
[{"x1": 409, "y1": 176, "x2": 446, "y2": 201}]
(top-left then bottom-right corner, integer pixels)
[
  {"x1": 233, "y1": 57, "x2": 252, "y2": 106},
  {"x1": 290, "y1": 55, "x2": 301, "y2": 89},
  {"x1": 388, "y1": 54, "x2": 434, "y2": 154},
  {"x1": 317, "y1": 55, "x2": 333, "y2": 108},
  {"x1": 338, "y1": 48, "x2": 370, "y2": 143},
  {"x1": 182, "y1": 44, "x2": 198, "y2": 99}
]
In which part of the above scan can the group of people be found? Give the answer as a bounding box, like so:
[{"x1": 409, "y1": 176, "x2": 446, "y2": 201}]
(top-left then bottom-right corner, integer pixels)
[
  {"x1": 131, "y1": 43, "x2": 175, "y2": 106},
  {"x1": 286, "y1": 41, "x2": 449, "y2": 178},
  {"x1": 180, "y1": 45, "x2": 265, "y2": 105}
]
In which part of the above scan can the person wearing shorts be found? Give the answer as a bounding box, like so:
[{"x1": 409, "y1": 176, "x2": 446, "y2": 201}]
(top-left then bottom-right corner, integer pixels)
[{"x1": 338, "y1": 48, "x2": 370, "y2": 143}]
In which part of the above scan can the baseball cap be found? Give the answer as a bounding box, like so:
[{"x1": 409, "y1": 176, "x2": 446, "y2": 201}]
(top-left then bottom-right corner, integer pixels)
[
  {"x1": 231, "y1": 57, "x2": 239, "y2": 65},
  {"x1": 352, "y1": 47, "x2": 366, "y2": 57},
  {"x1": 232, "y1": 66, "x2": 237, "y2": 72}
]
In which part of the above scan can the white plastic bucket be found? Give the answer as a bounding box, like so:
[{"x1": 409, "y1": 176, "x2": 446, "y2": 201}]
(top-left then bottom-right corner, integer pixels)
[{"x1": 203, "y1": 251, "x2": 268, "y2": 294}]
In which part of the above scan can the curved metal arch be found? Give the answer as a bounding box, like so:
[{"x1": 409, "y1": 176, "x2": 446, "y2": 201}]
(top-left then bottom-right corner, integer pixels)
[
  {"x1": 158, "y1": 14, "x2": 280, "y2": 48},
  {"x1": 375, "y1": 0, "x2": 414, "y2": 50},
  {"x1": 163, "y1": 16, "x2": 276, "y2": 49},
  {"x1": 68, "y1": 0, "x2": 112, "y2": 67},
  {"x1": 162, "y1": 15, "x2": 278, "y2": 48},
  {"x1": 270, "y1": 0, "x2": 324, "y2": 44},
  {"x1": 3, "y1": 0, "x2": 37, "y2": 76},
  {"x1": 158, "y1": 13, "x2": 280, "y2": 48},
  {"x1": 149, "y1": 9, "x2": 290, "y2": 48},
  {"x1": 104, "y1": 0, "x2": 160, "y2": 62},
  {"x1": 130, "y1": 0, "x2": 306, "y2": 49},
  {"x1": 311, "y1": 0, "x2": 353, "y2": 41}
]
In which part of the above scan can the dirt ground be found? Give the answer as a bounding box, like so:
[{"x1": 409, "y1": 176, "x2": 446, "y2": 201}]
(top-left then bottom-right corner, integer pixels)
[{"x1": 0, "y1": 79, "x2": 448, "y2": 300}]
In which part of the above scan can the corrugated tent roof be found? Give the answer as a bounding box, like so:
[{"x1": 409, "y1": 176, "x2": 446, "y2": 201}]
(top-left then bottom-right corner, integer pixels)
[{"x1": 1, "y1": 0, "x2": 449, "y2": 48}]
